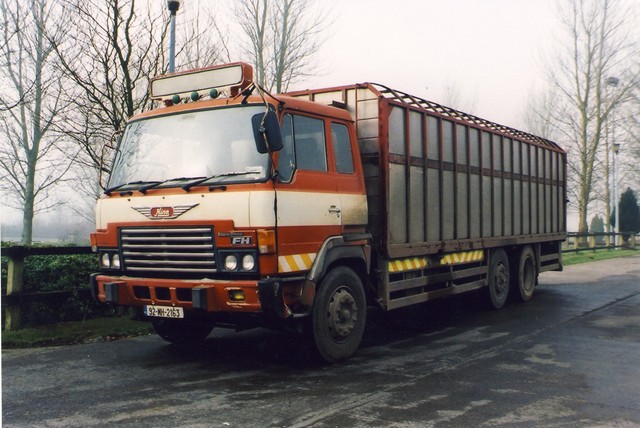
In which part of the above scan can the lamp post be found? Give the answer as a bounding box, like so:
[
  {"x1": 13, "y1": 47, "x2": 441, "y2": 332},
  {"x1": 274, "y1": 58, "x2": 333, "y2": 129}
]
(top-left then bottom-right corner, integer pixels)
[
  {"x1": 167, "y1": 0, "x2": 182, "y2": 73},
  {"x1": 613, "y1": 142, "x2": 620, "y2": 246},
  {"x1": 605, "y1": 76, "x2": 618, "y2": 245}
]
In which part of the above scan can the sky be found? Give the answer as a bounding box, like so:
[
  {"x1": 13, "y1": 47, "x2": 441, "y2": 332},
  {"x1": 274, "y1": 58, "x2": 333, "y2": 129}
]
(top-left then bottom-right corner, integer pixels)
[
  {"x1": 0, "y1": 0, "x2": 606, "y2": 237},
  {"x1": 294, "y1": 0, "x2": 558, "y2": 131}
]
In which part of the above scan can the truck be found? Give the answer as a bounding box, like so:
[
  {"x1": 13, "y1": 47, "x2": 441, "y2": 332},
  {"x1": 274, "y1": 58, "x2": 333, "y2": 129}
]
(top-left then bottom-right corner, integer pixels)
[{"x1": 90, "y1": 62, "x2": 566, "y2": 362}]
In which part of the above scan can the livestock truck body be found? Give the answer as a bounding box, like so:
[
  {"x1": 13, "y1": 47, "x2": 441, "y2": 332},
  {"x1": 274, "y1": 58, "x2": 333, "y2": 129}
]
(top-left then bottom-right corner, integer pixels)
[{"x1": 90, "y1": 63, "x2": 566, "y2": 361}]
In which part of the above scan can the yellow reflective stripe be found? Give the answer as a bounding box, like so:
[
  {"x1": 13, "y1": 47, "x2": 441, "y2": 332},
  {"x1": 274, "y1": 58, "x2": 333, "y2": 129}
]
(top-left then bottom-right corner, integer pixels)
[
  {"x1": 388, "y1": 250, "x2": 484, "y2": 273},
  {"x1": 388, "y1": 257, "x2": 428, "y2": 273},
  {"x1": 440, "y1": 250, "x2": 484, "y2": 265},
  {"x1": 278, "y1": 253, "x2": 317, "y2": 273}
]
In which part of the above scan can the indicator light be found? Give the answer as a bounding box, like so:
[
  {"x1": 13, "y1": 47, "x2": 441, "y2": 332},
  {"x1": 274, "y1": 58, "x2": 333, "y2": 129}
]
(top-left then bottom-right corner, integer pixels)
[{"x1": 257, "y1": 229, "x2": 276, "y2": 254}]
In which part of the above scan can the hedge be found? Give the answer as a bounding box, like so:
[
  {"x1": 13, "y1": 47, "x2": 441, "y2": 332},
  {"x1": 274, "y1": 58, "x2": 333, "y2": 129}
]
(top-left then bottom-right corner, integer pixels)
[{"x1": 1, "y1": 244, "x2": 118, "y2": 328}]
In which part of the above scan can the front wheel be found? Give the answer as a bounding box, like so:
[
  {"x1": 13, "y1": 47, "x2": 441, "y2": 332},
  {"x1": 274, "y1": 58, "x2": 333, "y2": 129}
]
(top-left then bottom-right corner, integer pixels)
[
  {"x1": 151, "y1": 316, "x2": 214, "y2": 345},
  {"x1": 312, "y1": 266, "x2": 366, "y2": 363}
]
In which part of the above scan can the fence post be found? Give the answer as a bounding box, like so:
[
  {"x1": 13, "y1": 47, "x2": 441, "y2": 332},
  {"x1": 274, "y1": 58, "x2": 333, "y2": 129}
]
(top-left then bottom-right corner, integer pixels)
[{"x1": 5, "y1": 250, "x2": 25, "y2": 330}]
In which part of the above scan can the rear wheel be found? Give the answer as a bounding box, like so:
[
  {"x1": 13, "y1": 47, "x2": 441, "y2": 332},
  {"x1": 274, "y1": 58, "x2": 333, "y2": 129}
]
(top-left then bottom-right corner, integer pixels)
[
  {"x1": 312, "y1": 266, "x2": 366, "y2": 363},
  {"x1": 515, "y1": 246, "x2": 537, "y2": 302},
  {"x1": 151, "y1": 316, "x2": 214, "y2": 345},
  {"x1": 487, "y1": 248, "x2": 510, "y2": 309}
]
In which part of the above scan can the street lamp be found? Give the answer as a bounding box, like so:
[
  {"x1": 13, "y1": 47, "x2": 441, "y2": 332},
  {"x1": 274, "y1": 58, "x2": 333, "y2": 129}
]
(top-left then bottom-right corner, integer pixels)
[
  {"x1": 613, "y1": 142, "x2": 620, "y2": 246},
  {"x1": 605, "y1": 76, "x2": 618, "y2": 246},
  {"x1": 167, "y1": 0, "x2": 182, "y2": 73}
]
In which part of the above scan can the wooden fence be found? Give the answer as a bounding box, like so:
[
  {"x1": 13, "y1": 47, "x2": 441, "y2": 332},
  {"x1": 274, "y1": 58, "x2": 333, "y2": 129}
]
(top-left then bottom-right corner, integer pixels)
[
  {"x1": 2, "y1": 245, "x2": 93, "y2": 331},
  {"x1": 563, "y1": 232, "x2": 638, "y2": 253}
]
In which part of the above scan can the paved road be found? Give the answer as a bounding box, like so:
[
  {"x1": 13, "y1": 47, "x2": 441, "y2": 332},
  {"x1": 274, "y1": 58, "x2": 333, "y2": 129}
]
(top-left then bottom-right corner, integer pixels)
[{"x1": 3, "y1": 255, "x2": 640, "y2": 427}]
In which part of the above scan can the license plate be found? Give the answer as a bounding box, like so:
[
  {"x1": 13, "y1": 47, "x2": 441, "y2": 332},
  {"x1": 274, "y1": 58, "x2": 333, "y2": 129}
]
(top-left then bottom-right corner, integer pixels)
[{"x1": 144, "y1": 305, "x2": 184, "y2": 319}]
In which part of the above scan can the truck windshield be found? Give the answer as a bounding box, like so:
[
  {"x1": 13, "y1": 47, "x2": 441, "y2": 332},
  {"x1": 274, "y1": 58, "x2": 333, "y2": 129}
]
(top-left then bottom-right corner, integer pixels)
[{"x1": 107, "y1": 105, "x2": 270, "y2": 190}]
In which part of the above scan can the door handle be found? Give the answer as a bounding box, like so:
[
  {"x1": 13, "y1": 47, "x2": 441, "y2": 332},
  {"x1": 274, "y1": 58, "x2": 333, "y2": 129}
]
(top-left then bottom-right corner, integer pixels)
[{"x1": 328, "y1": 205, "x2": 341, "y2": 215}]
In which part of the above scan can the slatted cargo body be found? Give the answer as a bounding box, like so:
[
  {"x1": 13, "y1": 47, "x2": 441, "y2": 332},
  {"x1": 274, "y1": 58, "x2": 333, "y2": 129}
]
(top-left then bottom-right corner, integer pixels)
[{"x1": 288, "y1": 84, "x2": 567, "y2": 260}]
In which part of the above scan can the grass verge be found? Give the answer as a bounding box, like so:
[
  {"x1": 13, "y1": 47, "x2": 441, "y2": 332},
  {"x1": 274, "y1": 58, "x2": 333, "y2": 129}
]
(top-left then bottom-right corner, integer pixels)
[
  {"x1": 562, "y1": 248, "x2": 638, "y2": 266},
  {"x1": 1, "y1": 316, "x2": 153, "y2": 349}
]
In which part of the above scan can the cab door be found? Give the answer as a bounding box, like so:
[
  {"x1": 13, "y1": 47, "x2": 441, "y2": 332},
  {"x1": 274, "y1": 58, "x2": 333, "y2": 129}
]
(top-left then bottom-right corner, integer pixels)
[
  {"x1": 328, "y1": 121, "x2": 367, "y2": 232},
  {"x1": 274, "y1": 113, "x2": 341, "y2": 274}
]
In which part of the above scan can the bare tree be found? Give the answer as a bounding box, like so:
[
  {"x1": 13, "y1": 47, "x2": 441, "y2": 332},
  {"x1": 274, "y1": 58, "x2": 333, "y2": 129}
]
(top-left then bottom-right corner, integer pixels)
[
  {"x1": 540, "y1": 0, "x2": 639, "y2": 234},
  {"x1": 51, "y1": 0, "x2": 170, "y2": 177},
  {"x1": 621, "y1": 85, "x2": 640, "y2": 189},
  {"x1": 50, "y1": 0, "x2": 224, "y2": 220},
  {"x1": 234, "y1": 0, "x2": 329, "y2": 93},
  {"x1": 178, "y1": 1, "x2": 229, "y2": 69},
  {"x1": 0, "y1": 0, "x2": 77, "y2": 244},
  {"x1": 439, "y1": 80, "x2": 478, "y2": 115}
]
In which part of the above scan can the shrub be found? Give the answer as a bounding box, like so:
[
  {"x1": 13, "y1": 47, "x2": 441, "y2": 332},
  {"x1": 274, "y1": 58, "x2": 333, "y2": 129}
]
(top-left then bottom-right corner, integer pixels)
[{"x1": 2, "y1": 245, "x2": 116, "y2": 328}]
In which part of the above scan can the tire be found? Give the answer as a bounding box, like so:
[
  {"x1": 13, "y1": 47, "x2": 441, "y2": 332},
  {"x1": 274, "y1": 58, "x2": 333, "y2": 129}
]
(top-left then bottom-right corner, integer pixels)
[
  {"x1": 311, "y1": 266, "x2": 366, "y2": 363},
  {"x1": 487, "y1": 248, "x2": 510, "y2": 309},
  {"x1": 515, "y1": 246, "x2": 537, "y2": 302},
  {"x1": 151, "y1": 316, "x2": 214, "y2": 345}
]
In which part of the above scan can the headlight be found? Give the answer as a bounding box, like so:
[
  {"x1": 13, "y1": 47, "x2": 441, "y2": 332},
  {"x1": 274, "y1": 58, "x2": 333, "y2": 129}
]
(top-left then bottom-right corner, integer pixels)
[
  {"x1": 101, "y1": 253, "x2": 111, "y2": 268},
  {"x1": 242, "y1": 254, "x2": 255, "y2": 271},
  {"x1": 100, "y1": 251, "x2": 121, "y2": 270},
  {"x1": 220, "y1": 251, "x2": 258, "y2": 272},
  {"x1": 224, "y1": 254, "x2": 238, "y2": 271}
]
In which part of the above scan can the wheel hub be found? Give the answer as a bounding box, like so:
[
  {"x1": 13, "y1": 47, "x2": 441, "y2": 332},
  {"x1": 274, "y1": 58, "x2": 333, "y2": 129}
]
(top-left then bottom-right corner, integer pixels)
[
  {"x1": 327, "y1": 288, "x2": 358, "y2": 340},
  {"x1": 495, "y1": 263, "x2": 508, "y2": 295}
]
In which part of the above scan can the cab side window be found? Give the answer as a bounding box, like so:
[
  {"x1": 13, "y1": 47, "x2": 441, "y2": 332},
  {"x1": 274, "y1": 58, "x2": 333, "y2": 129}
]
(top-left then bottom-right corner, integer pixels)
[
  {"x1": 331, "y1": 123, "x2": 354, "y2": 174},
  {"x1": 294, "y1": 115, "x2": 327, "y2": 172},
  {"x1": 278, "y1": 114, "x2": 327, "y2": 182}
]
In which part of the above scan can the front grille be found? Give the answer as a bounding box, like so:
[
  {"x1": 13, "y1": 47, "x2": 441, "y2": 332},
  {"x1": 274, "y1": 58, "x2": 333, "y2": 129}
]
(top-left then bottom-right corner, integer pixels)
[{"x1": 120, "y1": 227, "x2": 216, "y2": 278}]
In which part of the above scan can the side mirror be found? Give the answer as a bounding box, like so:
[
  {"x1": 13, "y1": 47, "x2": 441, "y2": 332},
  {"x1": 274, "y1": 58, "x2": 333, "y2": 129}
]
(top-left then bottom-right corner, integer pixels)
[{"x1": 252, "y1": 111, "x2": 283, "y2": 154}]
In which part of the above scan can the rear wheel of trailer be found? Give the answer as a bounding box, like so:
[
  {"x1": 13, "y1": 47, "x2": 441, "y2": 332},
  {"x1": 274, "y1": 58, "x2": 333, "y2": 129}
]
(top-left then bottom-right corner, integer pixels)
[
  {"x1": 487, "y1": 248, "x2": 510, "y2": 309},
  {"x1": 514, "y1": 245, "x2": 537, "y2": 302}
]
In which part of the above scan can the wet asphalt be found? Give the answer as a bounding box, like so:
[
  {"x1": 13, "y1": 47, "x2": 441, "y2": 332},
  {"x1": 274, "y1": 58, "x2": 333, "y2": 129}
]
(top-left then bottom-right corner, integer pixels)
[{"x1": 2, "y1": 254, "x2": 640, "y2": 427}]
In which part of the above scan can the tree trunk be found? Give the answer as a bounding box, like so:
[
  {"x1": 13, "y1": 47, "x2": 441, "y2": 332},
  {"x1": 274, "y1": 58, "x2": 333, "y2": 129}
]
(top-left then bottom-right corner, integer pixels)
[{"x1": 21, "y1": 193, "x2": 34, "y2": 245}]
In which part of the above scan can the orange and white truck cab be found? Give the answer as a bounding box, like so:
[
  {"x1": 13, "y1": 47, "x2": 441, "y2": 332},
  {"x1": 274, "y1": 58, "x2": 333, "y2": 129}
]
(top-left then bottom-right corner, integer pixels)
[{"x1": 91, "y1": 63, "x2": 370, "y2": 361}]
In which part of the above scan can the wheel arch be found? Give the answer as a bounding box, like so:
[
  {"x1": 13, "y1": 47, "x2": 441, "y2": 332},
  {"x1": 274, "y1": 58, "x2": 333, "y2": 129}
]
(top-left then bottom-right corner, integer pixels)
[{"x1": 307, "y1": 236, "x2": 372, "y2": 302}]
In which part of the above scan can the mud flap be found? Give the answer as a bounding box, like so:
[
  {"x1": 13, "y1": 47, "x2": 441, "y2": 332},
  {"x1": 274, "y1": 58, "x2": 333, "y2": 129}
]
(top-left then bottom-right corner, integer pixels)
[{"x1": 258, "y1": 279, "x2": 293, "y2": 318}]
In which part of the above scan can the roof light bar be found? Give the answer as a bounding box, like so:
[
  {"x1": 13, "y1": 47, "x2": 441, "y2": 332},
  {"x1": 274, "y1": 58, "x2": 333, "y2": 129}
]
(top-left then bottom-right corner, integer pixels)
[{"x1": 149, "y1": 62, "x2": 253, "y2": 101}]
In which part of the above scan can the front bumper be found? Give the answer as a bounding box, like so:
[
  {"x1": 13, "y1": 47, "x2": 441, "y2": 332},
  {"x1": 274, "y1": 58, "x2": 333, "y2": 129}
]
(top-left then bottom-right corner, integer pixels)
[{"x1": 90, "y1": 274, "x2": 301, "y2": 318}]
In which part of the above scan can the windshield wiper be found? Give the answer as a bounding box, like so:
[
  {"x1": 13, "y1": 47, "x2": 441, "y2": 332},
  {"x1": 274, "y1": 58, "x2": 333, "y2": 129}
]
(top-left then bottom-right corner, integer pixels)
[
  {"x1": 104, "y1": 180, "x2": 162, "y2": 195},
  {"x1": 181, "y1": 171, "x2": 260, "y2": 191},
  {"x1": 105, "y1": 177, "x2": 207, "y2": 195},
  {"x1": 137, "y1": 176, "x2": 206, "y2": 194},
  {"x1": 106, "y1": 173, "x2": 259, "y2": 195}
]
